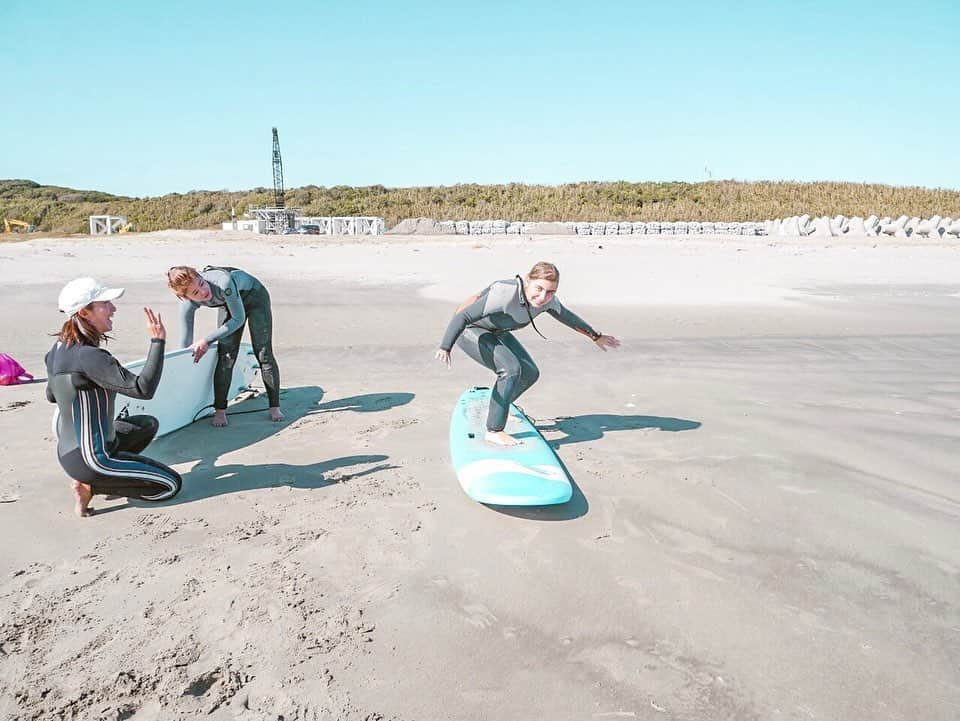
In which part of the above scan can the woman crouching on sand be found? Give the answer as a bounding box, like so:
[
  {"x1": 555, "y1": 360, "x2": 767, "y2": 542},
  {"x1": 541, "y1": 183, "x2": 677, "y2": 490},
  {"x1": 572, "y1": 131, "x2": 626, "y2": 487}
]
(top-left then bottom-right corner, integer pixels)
[
  {"x1": 435, "y1": 261, "x2": 620, "y2": 446},
  {"x1": 45, "y1": 277, "x2": 182, "y2": 517},
  {"x1": 166, "y1": 265, "x2": 283, "y2": 426}
]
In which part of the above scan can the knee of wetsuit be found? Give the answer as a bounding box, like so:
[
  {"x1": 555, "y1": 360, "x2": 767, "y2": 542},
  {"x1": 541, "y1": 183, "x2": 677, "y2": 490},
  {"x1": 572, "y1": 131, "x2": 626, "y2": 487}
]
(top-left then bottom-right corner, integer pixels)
[
  {"x1": 526, "y1": 365, "x2": 541, "y2": 385},
  {"x1": 219, "y1": 351, "x2": 238, "y2": 370},
  {"x1": 256, "y1": 347, "x2": 274, "y2": 366},
  {"x1": 497, "y1": 361, "x2": 523, "y2": 382}
]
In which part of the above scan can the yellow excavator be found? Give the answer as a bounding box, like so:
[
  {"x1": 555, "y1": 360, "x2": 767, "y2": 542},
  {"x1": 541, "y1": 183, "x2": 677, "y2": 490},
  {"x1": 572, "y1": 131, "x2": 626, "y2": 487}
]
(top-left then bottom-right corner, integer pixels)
[
  {"x1": 3, "y1": 218, "x2": 36, "y2": 233},
  {"x1": 118, "y1": 222, "x2": 135, "y2": 233}
]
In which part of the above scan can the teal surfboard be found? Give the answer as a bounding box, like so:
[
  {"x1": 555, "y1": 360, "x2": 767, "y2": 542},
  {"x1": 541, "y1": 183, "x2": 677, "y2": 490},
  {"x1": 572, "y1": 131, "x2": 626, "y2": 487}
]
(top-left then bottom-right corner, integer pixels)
[{"x1": 449, "y1": 387, "x2": 572, "y2": 506}]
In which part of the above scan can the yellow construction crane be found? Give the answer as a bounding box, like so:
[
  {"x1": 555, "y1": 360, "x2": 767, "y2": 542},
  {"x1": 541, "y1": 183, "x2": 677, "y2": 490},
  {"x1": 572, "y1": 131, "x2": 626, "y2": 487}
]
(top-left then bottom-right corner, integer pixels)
[{"x1": 3, "y1": 218, "x2": 36, "y2": 233}]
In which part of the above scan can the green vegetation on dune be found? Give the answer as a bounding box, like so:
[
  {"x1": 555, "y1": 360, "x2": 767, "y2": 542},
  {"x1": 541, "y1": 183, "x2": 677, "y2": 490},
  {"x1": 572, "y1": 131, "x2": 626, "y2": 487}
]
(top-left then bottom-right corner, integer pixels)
[{"x1": 2, "y1": 179, "x2": 959, "y2": 234}]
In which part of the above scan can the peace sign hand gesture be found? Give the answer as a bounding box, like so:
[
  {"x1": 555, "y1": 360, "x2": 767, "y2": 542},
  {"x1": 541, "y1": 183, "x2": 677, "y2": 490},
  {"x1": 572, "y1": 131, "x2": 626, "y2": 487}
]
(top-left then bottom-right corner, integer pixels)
[{"x1": 143, "y1": 307, "x2": 166, "y2": 341}]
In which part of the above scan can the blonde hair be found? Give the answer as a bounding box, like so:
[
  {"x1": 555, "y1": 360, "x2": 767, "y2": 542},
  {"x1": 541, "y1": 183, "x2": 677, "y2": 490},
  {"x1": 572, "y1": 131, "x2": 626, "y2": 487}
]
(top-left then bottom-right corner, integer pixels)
[
  {"x1": 528, "y1": 261, "x2": 559, "y2": 283},
  {"x1": 167, "y1": 266, "x2": 200, "y2": 297}
]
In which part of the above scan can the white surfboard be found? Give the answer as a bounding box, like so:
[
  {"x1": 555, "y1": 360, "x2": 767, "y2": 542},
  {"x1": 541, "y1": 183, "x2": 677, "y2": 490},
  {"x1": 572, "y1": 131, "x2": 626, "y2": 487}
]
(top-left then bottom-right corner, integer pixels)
[{"x1": 52, "y1": 342, "x2": 260, "y2": 437}]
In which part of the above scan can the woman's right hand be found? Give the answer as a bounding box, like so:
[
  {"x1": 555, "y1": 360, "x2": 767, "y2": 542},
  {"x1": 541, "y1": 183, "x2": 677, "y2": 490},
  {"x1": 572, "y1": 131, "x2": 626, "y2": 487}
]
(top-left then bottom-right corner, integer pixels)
[
  {"x1": 435, "y1": 349, "x2": 451, "y2": 368},
  {"x1": 144, "y1": 307, "x2": 166, "y2": 341},
  {"x1": 191, "y1": 339, "x2": 210, "y2": 363}
]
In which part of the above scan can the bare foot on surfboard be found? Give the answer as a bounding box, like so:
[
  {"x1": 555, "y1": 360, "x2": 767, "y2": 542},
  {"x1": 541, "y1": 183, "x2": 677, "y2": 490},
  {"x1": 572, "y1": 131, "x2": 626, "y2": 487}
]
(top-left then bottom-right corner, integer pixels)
[
  {"x1": 486, "y1": 430, "x2": 520, "y2": 447},
  {"x1": 269, "y1": 407, "x2": 285, "y2": 422},
  {"x1": 212, "y1": 410, "x2": 228, "y2": 427},
  {"x1": 72, "y1": 480, "x2": 93, "y2": 517}
]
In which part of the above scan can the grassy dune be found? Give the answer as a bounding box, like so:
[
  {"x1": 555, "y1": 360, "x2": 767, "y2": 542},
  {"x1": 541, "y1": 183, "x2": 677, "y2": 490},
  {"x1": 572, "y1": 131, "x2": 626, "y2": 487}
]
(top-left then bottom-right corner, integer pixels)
[{"x1": 2, "y1": 178, "x2": 959, "y2": 234}]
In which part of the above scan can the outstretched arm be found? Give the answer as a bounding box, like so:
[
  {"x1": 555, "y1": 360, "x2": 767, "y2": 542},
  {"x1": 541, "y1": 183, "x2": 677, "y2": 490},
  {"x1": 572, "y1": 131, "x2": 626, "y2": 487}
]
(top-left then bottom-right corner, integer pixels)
[
  {"x1": 437, "y1": 288, "x2": 489, "y2": 353},
  {"x1": 546, "y1": 301, "x2": 620, "y2": 351}
]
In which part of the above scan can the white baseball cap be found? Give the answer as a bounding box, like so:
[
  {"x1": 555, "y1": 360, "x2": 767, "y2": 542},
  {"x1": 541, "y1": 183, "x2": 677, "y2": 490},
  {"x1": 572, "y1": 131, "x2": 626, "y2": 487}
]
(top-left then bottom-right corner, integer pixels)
[{"x1": 58, "y1": 277, "x2": 125, "y2": 315}]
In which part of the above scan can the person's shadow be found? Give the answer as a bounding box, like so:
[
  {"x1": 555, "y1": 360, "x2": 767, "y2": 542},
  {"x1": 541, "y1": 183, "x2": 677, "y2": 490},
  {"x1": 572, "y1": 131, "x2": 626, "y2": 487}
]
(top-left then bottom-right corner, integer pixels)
[
  {"x1": 486, "y1": 411, "x2": 701, "y2": 522},
  {"x1": 165, "y1": 454, "x2": 397, "y2": 503},
  {"x1": 138, "y1": 386, "x2": 412, "y2": 505},
  {"x1": 536, "y1": 413, "x2": 701, "y2": 448},
  {"x1": 312, "y1": 392, "x2": 415, "y2": 414}
]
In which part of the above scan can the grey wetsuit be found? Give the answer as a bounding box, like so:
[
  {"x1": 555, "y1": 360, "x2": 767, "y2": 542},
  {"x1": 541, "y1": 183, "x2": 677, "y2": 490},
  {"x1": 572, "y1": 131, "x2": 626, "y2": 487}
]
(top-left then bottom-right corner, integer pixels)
[
  {"x1": 439, "y1": 277, "x2": 600, "y2": 432},
  {"x1": 45, "y1": 338, "x2": 181, "y2": 500},
  {"x1": 178, "y1": 266, "x2": 281, "y2": 410}
]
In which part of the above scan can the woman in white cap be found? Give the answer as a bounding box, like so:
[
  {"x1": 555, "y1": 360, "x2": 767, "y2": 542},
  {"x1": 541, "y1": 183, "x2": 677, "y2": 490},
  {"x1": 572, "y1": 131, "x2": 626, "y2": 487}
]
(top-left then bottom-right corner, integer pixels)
[{"x1": 45, "y1": 277, "x2": 182, "y2": 517}]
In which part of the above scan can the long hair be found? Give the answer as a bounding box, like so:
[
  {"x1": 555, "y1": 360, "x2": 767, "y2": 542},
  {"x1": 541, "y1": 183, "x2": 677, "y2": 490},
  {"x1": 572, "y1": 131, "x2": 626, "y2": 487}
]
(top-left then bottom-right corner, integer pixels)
[{"x1": 56, "y1": 310, "x2": 108, "y2": 347}]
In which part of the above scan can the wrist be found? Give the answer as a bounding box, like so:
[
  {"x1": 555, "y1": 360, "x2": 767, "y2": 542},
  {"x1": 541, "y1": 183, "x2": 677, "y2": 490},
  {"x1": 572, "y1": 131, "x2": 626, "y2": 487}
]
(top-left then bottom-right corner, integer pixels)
[{"x1": 590, "y1": 331, "x2": 602, "y2": 342}]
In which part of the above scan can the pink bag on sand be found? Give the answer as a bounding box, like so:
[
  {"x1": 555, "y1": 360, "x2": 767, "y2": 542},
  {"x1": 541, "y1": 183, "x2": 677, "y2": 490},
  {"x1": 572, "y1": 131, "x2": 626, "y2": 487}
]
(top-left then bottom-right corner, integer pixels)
[{"x1": 0, "y1": 354, "x2": 33, "y2": 386}]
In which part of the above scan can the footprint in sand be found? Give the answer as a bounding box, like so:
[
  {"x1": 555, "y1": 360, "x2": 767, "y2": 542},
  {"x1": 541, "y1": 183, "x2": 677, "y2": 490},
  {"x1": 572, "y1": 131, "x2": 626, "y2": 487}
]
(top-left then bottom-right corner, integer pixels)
[
  {"x1": 614, "y1": 576, "x2": 646, "y2": 591},
  {"x1": 462, "y1": 603, "x2": 497, "y2": 629}
]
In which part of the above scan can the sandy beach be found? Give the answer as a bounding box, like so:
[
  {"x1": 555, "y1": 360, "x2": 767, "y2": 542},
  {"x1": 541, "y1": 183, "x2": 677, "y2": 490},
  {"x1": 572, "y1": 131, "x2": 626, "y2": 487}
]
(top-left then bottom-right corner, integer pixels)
[{"x1": 1, "y1": 230, "x2": 958, "y2": 720}]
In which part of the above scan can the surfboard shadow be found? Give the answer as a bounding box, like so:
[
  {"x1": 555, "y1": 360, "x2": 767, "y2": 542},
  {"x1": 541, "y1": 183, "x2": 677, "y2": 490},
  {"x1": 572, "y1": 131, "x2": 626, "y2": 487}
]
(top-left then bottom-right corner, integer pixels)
[
  {"x1": 484, "y1": 453, "x2": 589, "y2": 521},
  {"x1": 144, "y1": 385, "x2": 406, "y2": 504},
  {"x1": 151, "y1": 385, "x2": 328, "y2": 463},
  {"x1": 537, "y1": 413, "x2": 701, "y2": 448},
  {"x1": 159, "y1": 454, "x2": 397, "y2": 504},
  {"x1": 153, "y1": 389, "x2": 414, "y2": 465}
]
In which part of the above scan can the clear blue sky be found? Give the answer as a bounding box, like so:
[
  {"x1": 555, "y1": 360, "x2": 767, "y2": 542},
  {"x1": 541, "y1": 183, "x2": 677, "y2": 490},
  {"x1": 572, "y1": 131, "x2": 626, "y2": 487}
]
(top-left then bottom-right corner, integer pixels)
[{"x1": 2, "y1": 0, "x2": 957, "y2": 197}]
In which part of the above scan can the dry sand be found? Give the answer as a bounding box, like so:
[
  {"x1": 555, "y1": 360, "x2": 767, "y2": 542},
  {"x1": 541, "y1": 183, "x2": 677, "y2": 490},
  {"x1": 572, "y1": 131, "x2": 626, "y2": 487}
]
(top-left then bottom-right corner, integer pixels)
[{"x1": 0, "y1": 230, "x2": 958, "y2": 720}]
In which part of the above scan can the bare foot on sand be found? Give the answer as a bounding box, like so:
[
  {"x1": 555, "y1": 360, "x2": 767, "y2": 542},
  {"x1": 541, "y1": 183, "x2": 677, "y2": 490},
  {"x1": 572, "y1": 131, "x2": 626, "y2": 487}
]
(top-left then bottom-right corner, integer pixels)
[
  {"x1": 72, "y1": 480, "x2": 93, "y2": 517},
  {"x1": 269, "y1": 407, "x2": 285, "y2": 422},
  {"x1": 212, "y1": 410, "x2": 228, "y2": 427},
  {"x1": 486, "y1": 430, "x2": 520, "y2": 447}
]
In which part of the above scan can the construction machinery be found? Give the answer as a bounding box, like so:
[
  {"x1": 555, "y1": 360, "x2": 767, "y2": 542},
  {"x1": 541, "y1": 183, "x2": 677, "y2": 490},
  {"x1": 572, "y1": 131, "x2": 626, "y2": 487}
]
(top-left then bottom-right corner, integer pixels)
[
  {"x1": 118, "y1": 222, "x2": 135, "y2": 233},
  {"x1": 272, "y1": 127, "x2": 285, "y2": 209},
  {"x1": 3, "y1": 218, "x2": 36, "y2": 233}
]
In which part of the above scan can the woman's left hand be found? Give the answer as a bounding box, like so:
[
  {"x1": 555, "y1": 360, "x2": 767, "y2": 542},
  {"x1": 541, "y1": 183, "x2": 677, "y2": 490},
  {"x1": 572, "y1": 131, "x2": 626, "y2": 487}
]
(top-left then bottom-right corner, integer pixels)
[
  {"x1": 594, "y1": 334, "x2": 621, "y2": 351},
  {"x1": 143, "y1": 307, "x2": 166, "y2": 340}
]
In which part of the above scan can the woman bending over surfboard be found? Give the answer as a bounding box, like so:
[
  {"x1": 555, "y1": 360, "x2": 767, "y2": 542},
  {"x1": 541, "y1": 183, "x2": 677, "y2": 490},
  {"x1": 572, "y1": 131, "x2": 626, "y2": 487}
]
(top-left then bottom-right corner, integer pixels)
[
  {"x1": 167, "y1": 266, "x2": 283, "y2": 427},
  {"x1": 45, "y1": 277, "x2": 182, "y2": 517},
  {"x1": 435, "y1": 261, "x2": 620, "y2": 446}
]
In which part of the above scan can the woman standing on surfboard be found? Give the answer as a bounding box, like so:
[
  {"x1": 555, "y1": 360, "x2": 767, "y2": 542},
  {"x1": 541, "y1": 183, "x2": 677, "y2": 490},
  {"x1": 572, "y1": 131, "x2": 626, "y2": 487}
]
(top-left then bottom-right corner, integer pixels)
[
  {"x1": 45, "y1": 277, "x2": 182, "y2": 517},
  {"x1": 167, "y1": 266, "x2": 283, "y2": 427},
  {"x1": 436, "y1": 261, "x2": 620, "y2": 446}
]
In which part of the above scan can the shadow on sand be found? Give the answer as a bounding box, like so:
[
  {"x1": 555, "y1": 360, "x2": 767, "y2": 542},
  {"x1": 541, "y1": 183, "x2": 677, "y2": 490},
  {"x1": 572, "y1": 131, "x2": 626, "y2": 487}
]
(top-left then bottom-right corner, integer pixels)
[
  {"x1": 537, "y1": 412, "x2": 701, "y2": 448},
  {"x1": 163, "y1": 454, "x2": 396, "y2": 504},
  {"x1": 484, "y1": 411, "x2": 702, "y2": 521},
  {"x1": 127, "y1": 386, "x2": 411, "y2": 506}
]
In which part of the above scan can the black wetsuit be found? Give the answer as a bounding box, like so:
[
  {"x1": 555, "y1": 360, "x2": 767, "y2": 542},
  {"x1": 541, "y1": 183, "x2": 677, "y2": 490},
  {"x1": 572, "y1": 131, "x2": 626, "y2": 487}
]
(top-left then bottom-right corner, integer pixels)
[
  {"x1": 178, "y1": 266, "x2": 280, "y2": 410},
  {"x1": 439, "y1": 277, "x2": 600, "y2": 432},
  {"x1": 45, "y1": 338, "x2": 181, "y2": 500}
]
